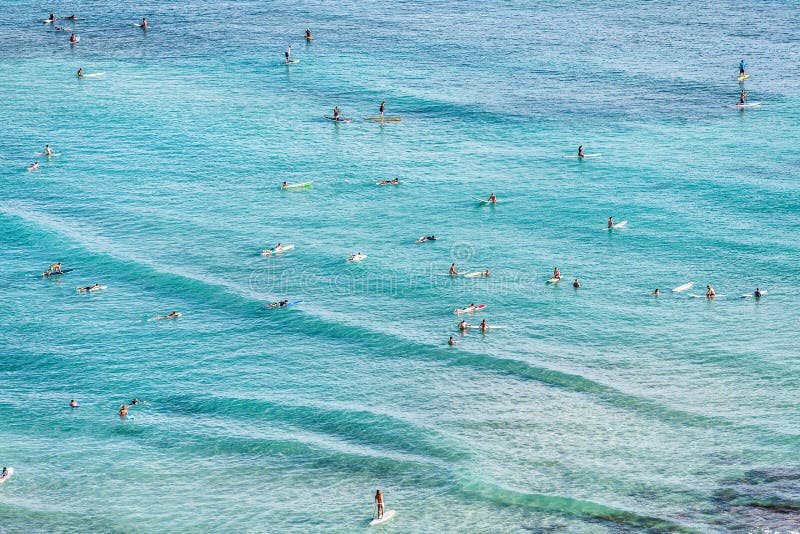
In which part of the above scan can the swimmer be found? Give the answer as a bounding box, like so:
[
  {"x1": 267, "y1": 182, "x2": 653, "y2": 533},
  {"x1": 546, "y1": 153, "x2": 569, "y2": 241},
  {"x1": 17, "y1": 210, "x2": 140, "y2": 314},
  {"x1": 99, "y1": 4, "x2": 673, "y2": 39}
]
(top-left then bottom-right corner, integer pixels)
[
  {"x1": 578, "y1": 145, "x2": 584, "y2": 158},
  {"x1": 156, "y1": 311, "x2": 182, "y2": 320},
  {"x1": 130, "y1": 398, "x2": 142, "y2": 405},
  {"x1": 449, "y1": 263, "x2": 458, "y2": 275},
  {"x1": 706, "y1": 285, "x2": 716, "y2": 298},
  {"x1": 573, "y1": 279, "x2": 580, "y2": 288},
  {"x1": 119, "y1": 404, "x2": 128, "y2": 417},
  {"x1": 268, "y1": 300, "x2": 290, "y2": 307},
  {"x1": 70, "y1": 399, "x2": 78, "y2": 408},
  {"x1": 27, "y1": 162, "x2": 40, "y2": 171}
]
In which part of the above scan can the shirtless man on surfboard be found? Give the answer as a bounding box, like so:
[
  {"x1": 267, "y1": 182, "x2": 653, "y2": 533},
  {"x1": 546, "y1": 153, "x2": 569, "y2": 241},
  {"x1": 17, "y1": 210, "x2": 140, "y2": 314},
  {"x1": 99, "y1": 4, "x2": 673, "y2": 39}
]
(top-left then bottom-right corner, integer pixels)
[
  {"x1": 706, "y1": 285, "x2": 716, "y2": 298},
  {"x1": 578, "y1": 145, "x2": 584, "y2": 158},
  {"x1": 379, "y1": 101, "x2": 385, "y2": 119},
  {"x1": 449, "y1": 263, "x2": 458, "y2": 275},
  {"x1": 374, "y1": 490, "x2": 385, "y2": 519}
]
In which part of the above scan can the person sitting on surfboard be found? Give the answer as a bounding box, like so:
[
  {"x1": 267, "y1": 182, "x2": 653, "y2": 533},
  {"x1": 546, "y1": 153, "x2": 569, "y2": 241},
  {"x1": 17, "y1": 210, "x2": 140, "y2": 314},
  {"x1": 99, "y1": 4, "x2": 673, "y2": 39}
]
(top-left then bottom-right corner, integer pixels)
[
  {"x1": 44, "y1": 145, "x2": 53, "y2": 156},
  {"x1": 573, "y1": 279, "x2": 580, "y2": 288},
  {"x1": 69, "y1": 33, "x2": 78, "y2": 43},
  {"x1": 375, "y1": 490, "x2": 385, "y2": 520},
  {"x1": 653, "y1": 288, "x2": 660, "y2": 296},
  {"x1": 305, "y1": 28, "x2": 312, "y2": 40},
  {"x1": 479, "y1": 319, "x2": 488, "y2": 332},
  {"x1": 608, "y1": 217, "x2": 614, "y2": 228},
  {"x1": 77, "y1": 67, "x2": 83, "y2": 77},
  {"x1": 47, "y1": 13, "x2": 56, "y2": 23},
  {"x1": 488, "y1": 193, "x2": 496, "y2": 203},
  {"x1": 553, "y1": 267, "x2": 561, "y2": 280},
  {"x1": 754, "y1": 288, "x2": 762, "y2": 298},
  {"x1": 379, "y1": 101, "x2": 386, "y2": 119},
  {"x1": 70, "y1": 399, "x2": 78, "y2": 408},
  {"x1": 141, "y1": 18, "x2": 149, "y2": 29},
  {"x1": 448, "y1": 336, "x2": 455, "y2": 346},
  {"x1": 739, "y1": 59, "x2": 746, "y2": 76},
  {"x1": 458, "y1": 320, "x2": 468, "y2": 331},
  {"x1": 449, "y1": 263, "x2": 458, "y2": 275},
  {"x1": 578, "y1": 145, "x2": 584, "y2": 158},
  {"x1": 706, "y1": 285, "x2": 716, "y2": 298}
]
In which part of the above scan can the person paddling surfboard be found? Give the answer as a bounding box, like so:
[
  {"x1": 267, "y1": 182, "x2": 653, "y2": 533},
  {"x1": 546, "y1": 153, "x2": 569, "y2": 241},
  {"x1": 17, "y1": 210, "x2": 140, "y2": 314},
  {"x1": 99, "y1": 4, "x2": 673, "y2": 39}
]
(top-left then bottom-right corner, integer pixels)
[
  {"x1": 739, "y1": 59, "x2": 746, "y2": 77},
  {"x1": 374, "y1": 490, "x2": 385, "y2": 520},
  {"x1": 379, "y1": 101, "x2": 385, "y2": 119}
]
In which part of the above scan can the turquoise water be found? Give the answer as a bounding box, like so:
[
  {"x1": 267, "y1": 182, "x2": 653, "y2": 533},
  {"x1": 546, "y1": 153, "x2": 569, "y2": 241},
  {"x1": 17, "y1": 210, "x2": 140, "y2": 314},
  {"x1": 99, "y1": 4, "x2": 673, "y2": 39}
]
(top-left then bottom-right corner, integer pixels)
[{"x1": 2, "y1": 0, "x2": 800, "y2": 532}]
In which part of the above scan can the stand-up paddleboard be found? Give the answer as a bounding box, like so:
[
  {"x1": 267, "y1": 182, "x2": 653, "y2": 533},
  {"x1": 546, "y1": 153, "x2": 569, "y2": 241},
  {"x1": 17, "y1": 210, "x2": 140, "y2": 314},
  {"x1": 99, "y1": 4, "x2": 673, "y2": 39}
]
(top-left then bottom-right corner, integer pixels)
[
  {"x1": 281, "y1": 181, "x2": 312, "y2": 190},
  {"x1": 738, "y1": 74, "x2": 750, "y2": 82},
  {"x1": 347, "y1": 253, "x2": 367, "y2": 262},
  {"x1": 282, "y1": 59, "x2": 300, "y2": 65},
  {"x1": 267, "y1": 300, "x2": 303, "y2": 309},
  {"x1": 736, "y1": 102, "x2": 761, "y2": 108},
  {"x1": 365, "y1": 117, "x2": 402, "y2": 122},
  {"x1": 370, "y1": 510, "x2": 396, "y2": 526},
  {"x1": 464, "y1": 271, "x2": 489, "y2": 278},
  {"x1": 261, "y1": 244, "x2": 295, "y2": 256},
  {"x1": 323, "y1": 116, "x2": 349, "y2": 122},
  {"x1": 0, "y1": 467, "x2": 13, "y2": 484},
  {"x1": 547, "y1": 276, "x2": 562, "y2": 284},
  {"x1": 741, "y1": 290, "x2": 767, "y2": 298},
  {"x1": 608, "y1": 220, "x2": 628, "y2": 230},
  {"x1": 564, "y1": 154, "x2": 601, "y2": 158},
  {"x1": 42, "y1": 268, "x2": 74, "y2": 277},
  {"x1": 454, "y1": 304, "x2": 486, "y2": 314},
  {"x1": 671, "y1": 282, "x2": 693, "y2": 293}
]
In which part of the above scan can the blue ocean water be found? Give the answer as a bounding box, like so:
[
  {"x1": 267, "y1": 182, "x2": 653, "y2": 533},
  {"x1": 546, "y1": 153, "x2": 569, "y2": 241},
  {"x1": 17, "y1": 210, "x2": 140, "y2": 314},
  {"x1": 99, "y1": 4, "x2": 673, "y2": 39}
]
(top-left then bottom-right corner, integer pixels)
[{"x1": 1, "y1": 0, "x2": 800, "y2": 531}]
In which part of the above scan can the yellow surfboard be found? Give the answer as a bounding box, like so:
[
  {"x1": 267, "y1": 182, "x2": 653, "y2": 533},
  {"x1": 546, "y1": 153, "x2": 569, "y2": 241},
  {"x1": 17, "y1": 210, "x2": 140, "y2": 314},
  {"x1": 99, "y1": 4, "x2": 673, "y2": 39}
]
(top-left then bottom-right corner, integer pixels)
[
  {"x1": 737, "y1": 73, "x2": 749, "y2": 82},
  {"x1": 365, "y1": 117, "x2": 402, "y2": 122}
]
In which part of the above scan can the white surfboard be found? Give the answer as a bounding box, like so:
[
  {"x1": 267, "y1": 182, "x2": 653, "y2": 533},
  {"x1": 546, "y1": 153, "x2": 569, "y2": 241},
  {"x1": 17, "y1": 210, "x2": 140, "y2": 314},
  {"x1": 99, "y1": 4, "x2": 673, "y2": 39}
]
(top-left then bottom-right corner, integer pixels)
[
  {"x1": 672, "y1": 282, "x2": 693, "y2": 292},
  {"x1": 609, "y1": 220, "x2": 627, "y2": 229},
  {"x1": 261, "y1": 244, "x2": 295, "y2": 256},
  {"x1": 546, "y1": 276, "x2": 562, "y2": 284},
  {"x1": 464, "y1": 271, "x2": 489, "y2": 278},
  {"x1": 82, "y1": 72, "x2": 105, "y2": 77},
  {"x1": 347, "y1": 253, "x2": 367, "y2": 262},
  {"x1": 741, "y1": 290, "x2": 767, "y2": 298},
  {"x1": 565, "y1": 154, "x2": 601, "y2": 158},
  {"x1": 370, "y1": 510, "x2": 396, "y2": 526},
  {"x1": 0, "y1": 467, "x2": 14, "y2": 484}
]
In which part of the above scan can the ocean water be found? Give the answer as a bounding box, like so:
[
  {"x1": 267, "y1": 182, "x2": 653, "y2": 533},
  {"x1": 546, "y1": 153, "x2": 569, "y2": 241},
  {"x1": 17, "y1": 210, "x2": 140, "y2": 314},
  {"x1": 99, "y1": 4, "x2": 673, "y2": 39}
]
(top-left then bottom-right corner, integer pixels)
[{"x1": 1, "y1": 0, "x2": 800, "y2": 532}]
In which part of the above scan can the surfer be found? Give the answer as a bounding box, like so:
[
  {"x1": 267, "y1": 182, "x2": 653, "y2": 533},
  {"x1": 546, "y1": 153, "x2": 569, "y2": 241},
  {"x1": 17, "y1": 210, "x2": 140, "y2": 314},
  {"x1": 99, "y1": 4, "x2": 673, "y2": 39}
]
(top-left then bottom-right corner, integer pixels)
[
  {"x1": 448, "y1": 336, "x2": 455, "y2": 346},
  {"x1": 374, "y1": 490, "x2": 385, "y2": 520},
  {"x1": 377, "y1": 178, "x2": 399, "y2": 185},
  {"x1": 754, "y1": 288, "x2": 762, "y2": 298},
  {"x1": 47, "y1": 13, "x2": 56, "y2": 23},
  {"x1": 608, "y1": 216, "x2": 614, "y2": 228},
  {"x1": 49, "y1": 262, "x2": 63, "y2": 273},
  {"x1": 573, "y1": 279, "x2": 580, "y2": 288},
  {"x1": 449, "y1": 263, "x2": 458, "y2": 275},
  {"x1": 69, "y1": 33, "x2": 77, "y2": 44},
  {"x1": 305, "y1": 28, "x2": 312, "y2": 40},
  {"x1": 156, "y1": 311, "x2": 182, "y2": 320},
  {"x1": 268, "y1": 300, "x2": 289, "y2": 307},
  {"x1": 379, "y1": 101, "x2": 386, "y2": 119},
  {"x1": 141, "y1": 17, "x2": 149, "y2": 29},
  {"x1": 458, "y1": 320, "x2": 468, "y2": 331},
  {"x1": 488, "y1": 193, "x2": 496, "y2": 203},
  {"x1": 578, "y1": 145, "x2": 584, "y2": 158},
  {"x1": 739, "y1": 59, "x2": 746, "y2": 76},
  {"x1": 77, "y1": 67, "x2": 83, "y2": 77},
  {"x1": 706, "y1": 285, "x2": 716, "y2": 298},
  {"x1": 131, "y1": 398, "x2": 141, "y2": 405},
  {"x1": 553, "y1": 267, "x2": 561, "y2": 280},
  {"x1": 1, "y1": 467, "x2": 8, "y2": 479},
  {"x1": 739, "y1": 90, "x2": 747, "y2": 104},
  {"x1": 119, "y1": 404, "x2": 128, "y2": 417},
  {"x1": 480, "y1": 269, "x2": 490, "y2": 277},
  {"x1": 653, "y1": 288, "x2": 660, "y2": 296},
  {"x1": 333, "y1": 106, "x2": 340, "y2": 120},
  {"x1": 44, "y1": 145, "x2": 53, "y2": 157},
  {"x1": 479, "y1": 319, "x2": 488, "y2": 332},
  {"x1": 70, "y1": 399, "x2": 78, "y2": 408},
  {"x1": 285, "y1": 45, "x2": 292, "y2": 63},
  {"x1": 27, "y1": 162, "x2": 39, "y2": 171}
]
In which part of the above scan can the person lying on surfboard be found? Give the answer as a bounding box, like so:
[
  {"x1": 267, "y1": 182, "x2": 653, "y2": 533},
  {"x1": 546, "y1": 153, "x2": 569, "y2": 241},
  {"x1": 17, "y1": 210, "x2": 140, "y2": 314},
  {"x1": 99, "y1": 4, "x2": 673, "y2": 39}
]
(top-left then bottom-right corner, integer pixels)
[
  {"x1": 156, "y1": 311, "x2": 182, "y2": 319},
  {"x1": 578, "y1": 145, "x2": 584, "y2": 158},
  {"x1": 377, "y1": 178, "x2": 399, "y2": 185},
  {"x1": 77, "y1": 283, "x2": 101, "y2": 292},
  {"x1": 416, "y1": 235, "x2": 437, "y2": 242},
  {"x1": 27, "y1": 162, "x2": 40, "y2": 171}
]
